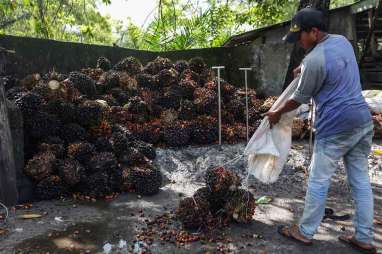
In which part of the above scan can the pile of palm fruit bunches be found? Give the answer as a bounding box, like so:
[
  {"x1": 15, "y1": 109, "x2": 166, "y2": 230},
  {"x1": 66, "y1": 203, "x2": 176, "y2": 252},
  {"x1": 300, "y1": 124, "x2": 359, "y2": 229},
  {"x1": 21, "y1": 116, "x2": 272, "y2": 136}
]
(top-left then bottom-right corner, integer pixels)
[
  {"x1": 3, "y1": 56, "x2": 310, "y2": 201},
  {"x1": 176, "y1": 167, "x2": 256, "y2": 229}
]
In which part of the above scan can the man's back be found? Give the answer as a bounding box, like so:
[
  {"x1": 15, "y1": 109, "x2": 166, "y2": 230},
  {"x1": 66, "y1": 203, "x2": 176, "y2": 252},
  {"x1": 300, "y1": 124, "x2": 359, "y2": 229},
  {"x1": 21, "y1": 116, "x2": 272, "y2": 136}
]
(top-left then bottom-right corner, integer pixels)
[{"x1": 305, "y1": 34, "x2": 372, "y2": 138}]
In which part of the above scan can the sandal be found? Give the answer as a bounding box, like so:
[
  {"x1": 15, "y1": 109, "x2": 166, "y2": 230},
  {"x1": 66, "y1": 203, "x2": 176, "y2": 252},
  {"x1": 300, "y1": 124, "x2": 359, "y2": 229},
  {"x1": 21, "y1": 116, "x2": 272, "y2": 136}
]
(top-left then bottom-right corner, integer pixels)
[
  {"x1": 339, "y1": 235, "x2": 376, "y2": 254},
  {"x1": 278, "y1": 224, "x2": 313, "y2": 246}
]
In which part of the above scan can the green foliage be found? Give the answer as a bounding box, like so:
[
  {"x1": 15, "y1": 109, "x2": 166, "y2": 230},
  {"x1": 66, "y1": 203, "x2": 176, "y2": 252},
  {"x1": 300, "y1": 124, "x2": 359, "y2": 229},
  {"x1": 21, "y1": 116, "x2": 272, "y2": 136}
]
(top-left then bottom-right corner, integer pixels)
[
  {"x1": 2, "y1": 0, "x2": 352, "y2": 50},
  {"x1": 117, "y1": 0, "x2": 299, "y2": 51},
  {"x1": 0, "y1": 0, "x2": 113, "y2": 45}
]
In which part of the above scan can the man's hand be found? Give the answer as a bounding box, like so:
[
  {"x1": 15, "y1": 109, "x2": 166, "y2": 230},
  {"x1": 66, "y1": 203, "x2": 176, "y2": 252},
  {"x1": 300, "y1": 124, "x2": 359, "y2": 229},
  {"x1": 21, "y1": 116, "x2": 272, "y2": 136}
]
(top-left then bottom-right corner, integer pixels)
[{"x1": 264, "y1": 110, "x2": 282, "y2": 128}]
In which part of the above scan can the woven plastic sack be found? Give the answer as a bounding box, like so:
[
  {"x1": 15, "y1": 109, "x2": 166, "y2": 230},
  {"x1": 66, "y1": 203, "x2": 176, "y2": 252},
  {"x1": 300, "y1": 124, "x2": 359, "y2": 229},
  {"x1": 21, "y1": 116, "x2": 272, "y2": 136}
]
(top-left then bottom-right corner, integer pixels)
[
  {"x1": 362, "y1": 90, "x2": 382, "y2": 114},
  {"x1": 244, "y1": 77, "x2": 300, "y2": 184}
]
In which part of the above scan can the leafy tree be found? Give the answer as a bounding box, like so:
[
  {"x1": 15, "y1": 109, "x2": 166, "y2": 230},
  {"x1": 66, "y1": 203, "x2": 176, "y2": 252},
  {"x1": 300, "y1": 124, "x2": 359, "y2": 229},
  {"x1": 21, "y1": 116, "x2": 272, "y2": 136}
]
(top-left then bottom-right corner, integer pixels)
[{"x1": 0, "y1": 0, "x2": 114, "y2": 45}]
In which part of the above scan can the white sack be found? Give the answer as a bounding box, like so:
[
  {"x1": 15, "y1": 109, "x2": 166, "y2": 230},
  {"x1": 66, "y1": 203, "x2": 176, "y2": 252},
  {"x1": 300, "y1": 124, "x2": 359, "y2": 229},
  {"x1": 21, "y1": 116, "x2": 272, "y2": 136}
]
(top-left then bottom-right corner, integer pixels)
[
  {"x1": 362, "y1": 90, "x2": 382, "y2": 114},
  {"x1": 244, "y1": 78, "x2": 300, "y2": 184}
]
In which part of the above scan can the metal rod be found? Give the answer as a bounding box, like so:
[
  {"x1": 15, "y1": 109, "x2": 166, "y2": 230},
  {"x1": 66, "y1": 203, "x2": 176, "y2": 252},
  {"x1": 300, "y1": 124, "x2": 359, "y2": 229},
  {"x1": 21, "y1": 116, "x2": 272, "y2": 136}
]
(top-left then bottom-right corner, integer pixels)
[
  {"x1": 212, "y1": 66, "x2": 225, "y2": 146},
  {"x1": 239, "y1": 68, "x2": 252, "y2": 142}
]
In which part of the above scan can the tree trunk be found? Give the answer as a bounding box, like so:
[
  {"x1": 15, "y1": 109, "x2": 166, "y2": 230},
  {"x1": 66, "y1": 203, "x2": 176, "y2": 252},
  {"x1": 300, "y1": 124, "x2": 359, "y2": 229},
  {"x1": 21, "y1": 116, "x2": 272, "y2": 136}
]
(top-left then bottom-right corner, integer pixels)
[{"x1": 283, "y1": 0, "x2": 330, "y2": 88}]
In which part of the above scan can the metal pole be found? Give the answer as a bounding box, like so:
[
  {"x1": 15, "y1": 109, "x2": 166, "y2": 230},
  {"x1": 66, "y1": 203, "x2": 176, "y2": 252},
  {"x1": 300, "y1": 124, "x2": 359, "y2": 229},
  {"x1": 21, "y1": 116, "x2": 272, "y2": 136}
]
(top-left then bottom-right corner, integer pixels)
[
  {"x1": 239, "y1": 68, "x2": 252, "y2": 142},
  {"x1": 212, "y1": 66, "x2": 225, "y2": 146}
]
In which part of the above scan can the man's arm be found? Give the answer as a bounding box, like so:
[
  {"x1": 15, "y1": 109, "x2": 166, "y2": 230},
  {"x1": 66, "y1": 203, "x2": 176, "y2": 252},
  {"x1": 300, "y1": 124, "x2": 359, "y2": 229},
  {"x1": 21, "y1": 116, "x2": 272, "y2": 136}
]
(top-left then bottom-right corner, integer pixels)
[
  {"x1": 264, "y1": 54, "x2": 326, "y2": 128},
  {"x1": 264, "y1": 99, "x2": 301, "y2": 128}
]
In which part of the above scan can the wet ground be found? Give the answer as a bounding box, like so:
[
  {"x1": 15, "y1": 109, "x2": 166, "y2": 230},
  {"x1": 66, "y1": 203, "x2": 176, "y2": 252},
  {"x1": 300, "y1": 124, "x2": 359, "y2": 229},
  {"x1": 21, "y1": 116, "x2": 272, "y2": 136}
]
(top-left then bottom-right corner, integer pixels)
[{"x1": 0, "y1": 140, "x2": 381, "y2": 254}]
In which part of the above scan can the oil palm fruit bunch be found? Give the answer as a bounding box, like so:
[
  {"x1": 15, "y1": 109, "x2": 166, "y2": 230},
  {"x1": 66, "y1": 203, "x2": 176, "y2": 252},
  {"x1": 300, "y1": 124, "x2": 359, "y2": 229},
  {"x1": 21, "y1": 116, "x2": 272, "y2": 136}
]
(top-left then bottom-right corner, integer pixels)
[
  {"x1": 178, "y1": 100, "x2": 197, "y2": 121},
  {"x1": 24, "y1": 152, "x2": 57, "y2": 181},
  {"x1": 174, "y1": 60, "x2": 190, "y2": 74},
  {"x1": 35, "y1": 175, "x2": 69, "y2": 200},
  {"x1": 87, "y1": 152, "x2": 118, "y2": 174},
  {"x1": 57, "y1": 159, "x2": 86, "y2": 187},
  {"x1": 136, "y1": 73, "x2": 159, "y2": 90},
  {"x1": 60, "y1": 123, "x2": 89, "y2": 144},
  {"x1": 176, "y1": 195, "x2": 211, "y2": 230},
  {"x1": 68, "y1": 71, "x2": 96, "y2": 98},
  {"x1": 204, "y1": 167, "x2": 241, "y2": 199},
  {"x1": 97, "y1": 56, "x2": 112, "y2": 71},
  {"x1": 113, "y1": 56, "x2": 142, "y2": 76},
  {"x1": 223, "y1": 189, "x2": 256, "y2": 224},
  {"x1": 162, "y1": 121, "x2": 191, "y2": 147},
  {"x1": 189, "y1": 57, "x2": 207, "y2": 74},
  {"x1": 76, "y1": 100, "x2": 103, "y2": 128},
  {"x1": 190, "y1": 116, "x2": 218, "y2": 145},
  {"x1": 67, "y1": 142, "x2": 95, "y2": 165},
  {"x1": 122, "y1": 165, "x2": 162, "y2": 195},
  {"x1": 143, "y1": 56, "x2": 174, "y2": 75}
]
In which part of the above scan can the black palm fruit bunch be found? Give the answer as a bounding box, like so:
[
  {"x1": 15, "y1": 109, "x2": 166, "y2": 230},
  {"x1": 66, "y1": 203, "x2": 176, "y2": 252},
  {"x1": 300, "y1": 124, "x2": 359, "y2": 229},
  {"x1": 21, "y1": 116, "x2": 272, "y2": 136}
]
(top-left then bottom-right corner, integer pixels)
[
  {"x1": 118, "y1": 147, "x2": 147, "y2": 166},
  {"x1": 178, "y1": 100, "x2": 197, "y2": 121},
  {"x1": 226, "y1": 97, "x2": 245, "y2": 122},
  {"x1": 6, "y1": 86, "x2": 27, "y2": 101},
  {"x1": 87, "y1": 152, "x2": 118, "y2": 174},
  {"x1": 193, "y1": 87, "x2": 218, "y2": 115},
  {"x1": 109, "y1": 128, "x2": 131, "y2": 156},
  {"x1": 223, "y1": 189, "x2": 256, "y2": 224},
  {"x1": 97, "y1": 56, "x2": 111, "y2": 71},
  {"x1": 177, "y1": 79, "x2": 197, "y2": 100},
  {"x1": 131, "y1": 140, "x2": 156, "y2": 160},
  {"x1": 80, "y1": 68, "x2": 104, "y2": 82},
  {"x1": 24, "y1": 111, "x2": 61, "y2": 140},
  {"x1": 205, "y1": 167, "x2": 241, "y2": 199},
  {"x1": 68, "y1": 71, "x2": 96, "y2": 98},
  {"x1": 176, "y1": 195, "x2": 212, "y2": 230},
  {"x1": 31, "y1": 80, "x2": 66, "y2": 102},
  {"x1": 125, "y1": 96, "x2": 150, "y2": 122},
  {"x1": 136, "y1": 73, "x2": 159, "y2": 90},
  {"x1": 113, "y1": 56, "x2": 142, "y2": 76},
  {"x1": 78, "y1": 171, "x2": 113, "y2": 198},
  {"x1": 162, "y1": 121, "x2": 191, "y2": 147},
  {"x1": 67, "y1": 142, "x2": 95, "y2": 165},
  {"x1": 199, "y1": 68, "x2": 213, "y2": 86},
  {"x1": 122, "y1": 164, "x2": 162, "y2": 196},
  {"x1": 180, "y1": 69, "x2": 200, "y2": 83},
  {"x1": 190, "y1": 115, "x2": 218, "y2": 145},
  {"x1": 41, "y1": 71, "x2": 68, "y2": 82},
  {"x1": 46, "y1": 100, "x2": 77, "y2": 124},
  {"x1": 24, "y1": 152, "x2": 56, "y2": 181},
  {"x1": 37, "y1": 142, "x2": 65, "y2": 159},
  {"x1": 248, "y1": 106, "x2": 262, "y2": 126},
  {"x1": 14, "y1": 92, "x2": 45, "y2": 117},
  {"x1": 57, "y1": 159, "x2": 86, "y2": 187},
  {"x1": 76, "y1": 100, "x2": 103, "y2": 128},
  {"x1": 160, "y1": 108, "x2": 178, "y2": 124},
  {"x1": 60, "y1": 123, "x2": 89, "y2": 144},
  {"x1": 127, "y1": 120, "x2": 162, "y2": 145},
  {"x1": 205, "y1": 79, "x2": 236, "y2": 102},
  {"x1": 174, "y1": 60, "x2": 190, "y2": 74},
  {"x1": 93, "y1": 136, "x2": 113, "y2": 153},
  {"x1": 189, "y1": 57, "x2": 207, "y2": 74},
  {"x1": 35, "y1": 175, "x2": 69, "y2": 200},
  {"x1": 99, "y1": 94, "x2": 119, "y2": 107},
  {"x1": 193, "y1": 187, "x2": 225, "y2": 216},
  {"x1": 110, "y1": 88, "x2": 131, "y2": 106},
  {"x1": 259, "y1": 96, "x2": 278, "y2": 113},
  {"x1": 158, "y1": 68, "x2": 179, "y2": 87},
  {"x1": 143, "y1": 56, "x2": 174, "y2": 75},
  {"x1": 103, "y1": 71, "x2": 120, "y2": 92}
]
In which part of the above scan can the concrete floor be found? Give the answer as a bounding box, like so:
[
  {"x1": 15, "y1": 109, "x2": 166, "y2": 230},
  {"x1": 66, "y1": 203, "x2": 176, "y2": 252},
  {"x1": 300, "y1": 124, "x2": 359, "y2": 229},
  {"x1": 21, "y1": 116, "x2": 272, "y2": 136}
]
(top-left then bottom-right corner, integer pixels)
[{"x1": 1, "y1": 141, "x2": 381, "y2": 254}]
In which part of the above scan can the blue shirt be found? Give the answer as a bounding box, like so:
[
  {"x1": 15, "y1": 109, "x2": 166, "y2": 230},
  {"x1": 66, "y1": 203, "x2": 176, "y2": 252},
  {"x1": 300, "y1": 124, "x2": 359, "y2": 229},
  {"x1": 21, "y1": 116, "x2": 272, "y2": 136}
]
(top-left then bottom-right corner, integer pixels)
[{"x1": 291, "y1": 34, "x2": 372, "y2": 139}]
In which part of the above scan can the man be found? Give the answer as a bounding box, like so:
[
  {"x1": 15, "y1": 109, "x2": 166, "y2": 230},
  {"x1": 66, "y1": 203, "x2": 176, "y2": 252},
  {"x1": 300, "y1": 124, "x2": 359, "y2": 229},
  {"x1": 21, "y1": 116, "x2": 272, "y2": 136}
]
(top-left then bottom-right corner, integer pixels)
[{"x1": 265, "y1": 7, "x2": 376, "y2": 253}]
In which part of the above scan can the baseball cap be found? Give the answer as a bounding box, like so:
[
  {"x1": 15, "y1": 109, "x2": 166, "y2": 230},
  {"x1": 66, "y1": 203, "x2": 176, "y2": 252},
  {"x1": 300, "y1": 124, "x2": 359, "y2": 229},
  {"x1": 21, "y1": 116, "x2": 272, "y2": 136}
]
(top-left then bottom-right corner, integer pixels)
[{"x1": 283, "y1": 7, "x2": 326, "y2": 43}]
